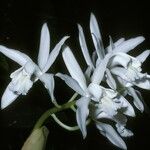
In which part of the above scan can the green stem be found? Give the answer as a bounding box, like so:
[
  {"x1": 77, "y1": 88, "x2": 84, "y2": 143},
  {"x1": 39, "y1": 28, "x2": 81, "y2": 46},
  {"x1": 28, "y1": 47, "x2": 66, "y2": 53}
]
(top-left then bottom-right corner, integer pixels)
[{"x1": 33, "y1": 93, "x2": 78, "y2": 130}]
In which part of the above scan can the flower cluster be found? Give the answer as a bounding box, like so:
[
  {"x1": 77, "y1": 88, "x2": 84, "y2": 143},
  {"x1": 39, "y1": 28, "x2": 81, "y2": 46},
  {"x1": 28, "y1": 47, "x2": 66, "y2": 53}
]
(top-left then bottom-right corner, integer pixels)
[
  {"x1": 0, "y1": 13, "x2": 149, "y2": 150},
  {"x1": 57, "y1": 13, "x2": 150, "y2": 149}
]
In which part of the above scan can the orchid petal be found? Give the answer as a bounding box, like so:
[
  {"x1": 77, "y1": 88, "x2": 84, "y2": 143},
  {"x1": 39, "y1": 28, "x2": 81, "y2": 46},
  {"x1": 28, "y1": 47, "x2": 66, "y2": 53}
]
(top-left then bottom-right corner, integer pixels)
[
  {"x1": 0, "y1": 45, "x2": 32, "y2": 66},
  {"x1": 84, "y1": 66, "x2": 93, "y2": 81},
  {"x1": 56, "y1": 73, "x2": 85, "y2": 96},
  {"x1": 95, "y1": 58, "x2": 101, "y2": 67},
  {"x1": 76, "y1": 97, "x2": 90, "y2": 138},
  {"x1": 116, "y1": 124, "x2": 133, "y2": 137},
  {"x1": 135, "y1": 90, "x2": 150, "y2": 114},
  {"x1": 106, "y1": 69, "x2": 117, "y2": 90},
  {"x1": 96, "y1": 111, "x2": 112, "y2": 120},
  {"x1": 88, "y1": 83, "x2": 103, "y2": 101},
  {"x1": 39, "y1": 73, "x2": 55, "y2": 101},
  {"x1": 118, "y1": 95, "x2": 136, "y2": 117},
  {"x1": 42, "y1": 36, "x2": 69, "y2": 73},
  {"x1": 62, "y1": 46, "x2": 87, "y2": 91},
  {"x1": 106, "y1": 38, "x2": 125, "y2": 52},
  {"x1": 96, "y1": 122, "x2": 127, "y2": 150},
  {"x1": 128, "y1": 87, "x2": 144, "y2": 112},
  {"x1": 38, "y1": 23, "x2": 50, "y2": 70},
  {"x1": 90, "y1": 13, "x2": 104, "y2": 59},
  {"x1": 107, "y1": 36, "x2": 115, "y2": 53},
  {"x1": 104, "y1": 88, "x2": 117, "y2": 98},
  {"x1": 134, "y1": 75, "x2": 150, "y2": 90},
  {"x1": 110, "y1": 67, "x2": 129, "y2": 81},
  {"x1": 136, "y1": 50, "x2": 150, "y2": 63},
  {"x1": 10, "y1": 67, "x2": 24, "y2": 78},
  {"x1": 114, "y1": 38, "x2": 125, "y2": 47},
  {"x1": 78, "y1": 24, "x2": 94, "y2": 68},
  {"x1": 113, "y1": 36, "x2": 145, "y2": 53},
  {"x1": 91, "y1": 53, "x2": 111, "y2": 84},
  {"x1": 1, "y1": 83, "x2": 19, "y2": 109},
  {"x1": 109, "y1": 53, "x2": 131, "y2": 68}
]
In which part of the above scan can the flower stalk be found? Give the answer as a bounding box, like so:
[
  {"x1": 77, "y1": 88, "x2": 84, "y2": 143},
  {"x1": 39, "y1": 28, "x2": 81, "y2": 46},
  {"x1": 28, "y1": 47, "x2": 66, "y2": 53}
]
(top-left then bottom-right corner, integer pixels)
[{"x1": 33, "y1": 93, "x2": 78, "y2": 131}]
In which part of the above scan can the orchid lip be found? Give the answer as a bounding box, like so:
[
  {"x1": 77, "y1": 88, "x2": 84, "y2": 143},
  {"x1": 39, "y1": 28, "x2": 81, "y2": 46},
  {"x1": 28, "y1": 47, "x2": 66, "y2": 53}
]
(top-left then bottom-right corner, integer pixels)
[{"x1": 0, "y1": 23, "x2": 68, "y2": 109}]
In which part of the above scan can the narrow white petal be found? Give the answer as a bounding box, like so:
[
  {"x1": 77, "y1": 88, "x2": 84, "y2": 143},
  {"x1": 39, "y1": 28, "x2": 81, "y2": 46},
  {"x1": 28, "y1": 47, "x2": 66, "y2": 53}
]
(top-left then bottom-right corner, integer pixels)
[
  {"x1": 107, "y1": 36, "x2": 115, "y2": 53},
  {"x1": 56, "y1": 73, "x2": 85, "y2": 96},
  {"x1": 38, "y1": 23, "x2": 50, "y2": 70},
  {"x1": 119, "y1": 95, "x2": 136, "y2": 117},
  {"x1": 113, "y1": 36, "x2": 145, "y2": 53},
  {"x1": 106, "y1": 69, "x2": 117, "y2": 90},
  {"x1": 88, "y1": 83, "x2": 103, "y2": 101},
  {"x1": 96, "y1": 122, "x2": 127, "y2": 150},
  {"x1": 76, "y1": 97, "x2": 90, "y2": 138},
  {"x1": 136, "y1": 50, "x2": 150, "y2": 63},
  {"x1": 84, "y1": 66, "x2": 93, "y2": 80},
  {"x1": 128, "y1": 87, "x2": 144, "y2": 112},
  {"x1": 90, "y1": 13, "x2": 104, "y2": 59},
  {"x1": 114, "y1": 38, "x2": 125, "y2": 47},
  {"x1": 95, "y1": 58, "x2": 101, "y2": 67},
  {"x1": 0, "y1": 45, "x2": 32, "y2": 66},
  {"x1": 91, "y1": 53, "x2": 111, "y2": 84},
  {"x1": 106, "y1": 38, "x2": 125, "y2": 52},
  {"x1": 78, "y1": 24, "x2": 94, "y2": 68},
  {"x1": 39, "y1": 73, "x2": 55, "y2": 101},
  {"x1": 135, "y1": 90, "x2": 150, "y2": 113},
  {"x1": 62, "y1": 46, "x2": 87, "y2": 91},
  {"x1": 1, "y1": 83, "x2": 19, "y2": 109},
  {"x1": 42, "y1": 36, "x2": 69, "y2": 73}
]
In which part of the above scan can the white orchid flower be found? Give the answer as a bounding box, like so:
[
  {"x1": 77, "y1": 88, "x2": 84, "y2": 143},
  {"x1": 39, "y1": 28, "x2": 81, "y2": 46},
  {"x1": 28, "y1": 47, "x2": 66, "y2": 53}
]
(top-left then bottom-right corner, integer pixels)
[
  {"x1": 78, "y1": 13, "x2": 145, "y2": 70},
  {"x1": 0, "y1": 23, "x2": 69, "y2": 109},
  {"x1": 106, "y1": 50, "x2": 150, "y2": 112},
  {"x1": 89, "y1": 83, "x2": 134, "y2": 150},
  {"x1": 56, "y1": 46, "x2": 90, "y2": 138},
  {"x1": 109, "y1": 51, "x2": 150, "y2": 88},
  {"x1": 57, "y1": 46, "x2": 134, "y2": 149},
  {"x1": 78, "y1": 13, "x2": 146, "y2": 87},
  {"x1": 78, "y1": 12, "x2": 150, "y2": 113},
  {"x1": 89, "y1": 83, "x2": 135, "y2": 118}
]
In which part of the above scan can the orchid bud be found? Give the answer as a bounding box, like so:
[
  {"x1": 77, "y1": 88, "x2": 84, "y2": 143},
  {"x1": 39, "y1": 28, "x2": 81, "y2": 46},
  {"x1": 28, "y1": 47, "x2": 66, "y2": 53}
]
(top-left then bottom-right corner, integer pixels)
[{"x1": 21, "y1": 126, "x2": 49, "y2": 150}]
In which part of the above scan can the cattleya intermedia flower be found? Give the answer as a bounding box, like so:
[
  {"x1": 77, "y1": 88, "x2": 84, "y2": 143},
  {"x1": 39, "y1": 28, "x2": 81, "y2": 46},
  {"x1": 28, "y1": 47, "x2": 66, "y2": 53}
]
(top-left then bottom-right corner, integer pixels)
[
  {"x1": 78, "y1": 13, "x2": 150, "y2": 113},
  {"x1": 0, "y1": 23, "x2": 69, "y2": 109},
  {"x1": 57, "y1": 46, "x2": 135, "y2": 149}
]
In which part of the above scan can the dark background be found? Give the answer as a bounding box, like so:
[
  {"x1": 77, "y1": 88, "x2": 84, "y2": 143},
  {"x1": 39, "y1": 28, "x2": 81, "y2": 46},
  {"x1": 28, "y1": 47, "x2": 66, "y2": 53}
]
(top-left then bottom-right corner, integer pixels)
[{"x1": 0, "y1": 0, "x2": 150, "y2": 149}]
